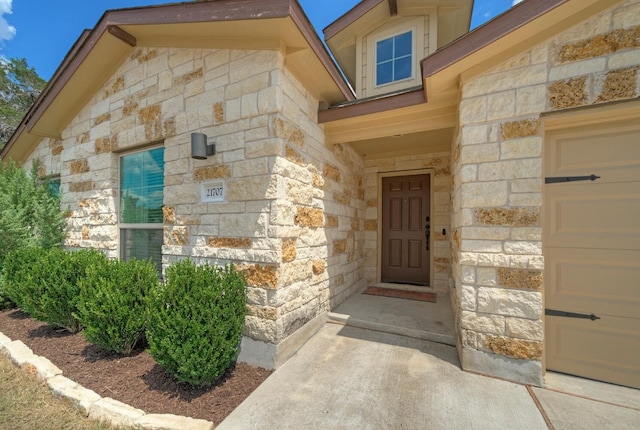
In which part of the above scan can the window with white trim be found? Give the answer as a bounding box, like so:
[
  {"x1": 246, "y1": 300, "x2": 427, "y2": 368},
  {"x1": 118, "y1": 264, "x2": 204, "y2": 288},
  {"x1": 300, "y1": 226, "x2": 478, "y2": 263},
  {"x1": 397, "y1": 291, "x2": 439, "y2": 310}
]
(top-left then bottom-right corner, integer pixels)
[
  {"x1": 376, "y1": 30, "x2": 413, "y2": 86},
  {"x1": 119, "y1": 146, "x2": 164, "y2": 273}
]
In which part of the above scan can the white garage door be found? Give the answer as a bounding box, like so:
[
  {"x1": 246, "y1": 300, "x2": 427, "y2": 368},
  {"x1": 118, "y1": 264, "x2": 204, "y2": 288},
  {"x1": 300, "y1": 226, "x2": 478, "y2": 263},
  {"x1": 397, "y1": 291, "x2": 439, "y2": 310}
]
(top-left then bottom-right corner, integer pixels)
[{"x1": 544, "y1": 113, "x2": 640, "y2": 389}]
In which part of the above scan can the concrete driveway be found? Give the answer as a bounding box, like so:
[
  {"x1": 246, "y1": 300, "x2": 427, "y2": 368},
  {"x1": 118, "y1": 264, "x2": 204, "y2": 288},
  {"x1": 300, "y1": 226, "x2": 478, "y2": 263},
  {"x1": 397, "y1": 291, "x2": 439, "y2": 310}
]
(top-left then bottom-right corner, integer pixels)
[{"x1": 218, "y1": 322, "x2": 640, "y2": 430}]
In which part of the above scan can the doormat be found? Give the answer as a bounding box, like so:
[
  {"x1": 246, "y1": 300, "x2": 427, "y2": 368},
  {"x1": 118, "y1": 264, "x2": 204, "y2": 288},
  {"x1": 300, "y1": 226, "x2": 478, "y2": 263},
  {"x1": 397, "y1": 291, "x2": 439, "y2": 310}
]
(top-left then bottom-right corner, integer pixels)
[{"x1": 363, "y1": 287, "x2": 437, "y2": 303}]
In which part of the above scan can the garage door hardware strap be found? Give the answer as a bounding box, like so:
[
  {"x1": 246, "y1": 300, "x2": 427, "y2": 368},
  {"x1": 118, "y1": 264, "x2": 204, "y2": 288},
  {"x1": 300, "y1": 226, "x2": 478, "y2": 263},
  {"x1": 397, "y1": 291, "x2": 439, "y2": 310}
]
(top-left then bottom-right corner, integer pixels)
[
  {"x1": 546, "y1": 309, "x2": 601, "y2": 321},
  {"x1": 545, "y1": 174, "x2": 600, "y2": 184}
]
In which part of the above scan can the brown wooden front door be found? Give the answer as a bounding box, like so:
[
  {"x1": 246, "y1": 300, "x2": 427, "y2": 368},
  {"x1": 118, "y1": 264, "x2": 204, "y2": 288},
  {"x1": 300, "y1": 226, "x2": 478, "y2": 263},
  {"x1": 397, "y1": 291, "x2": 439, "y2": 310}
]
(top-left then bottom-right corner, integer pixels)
[{"x1": 381, "y1": 174, "x2": 430, "y2": 286}]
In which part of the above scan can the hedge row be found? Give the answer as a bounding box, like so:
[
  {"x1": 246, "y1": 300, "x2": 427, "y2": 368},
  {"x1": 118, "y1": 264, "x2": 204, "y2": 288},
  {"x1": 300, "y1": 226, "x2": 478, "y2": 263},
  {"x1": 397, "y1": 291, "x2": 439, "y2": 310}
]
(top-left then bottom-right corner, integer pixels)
[{"x1": 0, "y1": 248, "x2": 247, "y2": 386}]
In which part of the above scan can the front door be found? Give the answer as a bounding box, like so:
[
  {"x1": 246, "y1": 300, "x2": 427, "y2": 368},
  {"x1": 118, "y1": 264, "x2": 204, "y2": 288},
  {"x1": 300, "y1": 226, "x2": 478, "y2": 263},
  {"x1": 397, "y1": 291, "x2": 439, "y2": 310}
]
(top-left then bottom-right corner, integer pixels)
[{"x1": 381, "y1": 174, "x2": 430, "y2": 285}]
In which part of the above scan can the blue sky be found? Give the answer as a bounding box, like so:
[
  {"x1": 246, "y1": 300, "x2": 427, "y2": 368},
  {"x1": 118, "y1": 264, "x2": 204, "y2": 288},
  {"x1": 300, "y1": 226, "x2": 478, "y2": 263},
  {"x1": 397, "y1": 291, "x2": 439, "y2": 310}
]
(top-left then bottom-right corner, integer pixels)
[{"x1": 0, "y1": 0, "x2": 520, "y2": 81}]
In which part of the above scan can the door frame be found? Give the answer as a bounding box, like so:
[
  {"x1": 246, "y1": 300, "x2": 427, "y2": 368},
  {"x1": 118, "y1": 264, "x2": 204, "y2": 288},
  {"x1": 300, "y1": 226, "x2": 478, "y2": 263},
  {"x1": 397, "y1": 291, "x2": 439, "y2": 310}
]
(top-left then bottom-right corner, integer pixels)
[
  {"x1": 541, "y1": 97, "x2": 640, "y2": 377},
  {"x1": 377, "y1": 168, "x2": 435, "y2": 287}
]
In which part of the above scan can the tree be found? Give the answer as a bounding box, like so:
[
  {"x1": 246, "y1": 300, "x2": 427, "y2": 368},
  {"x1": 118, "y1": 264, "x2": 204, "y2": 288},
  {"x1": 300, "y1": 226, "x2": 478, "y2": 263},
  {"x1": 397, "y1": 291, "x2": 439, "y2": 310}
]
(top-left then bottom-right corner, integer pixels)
[
  {"x1": 0, "y1": 159, "x2": 67, "y2": 269},
  {"x1": 0, "y1": 58, "x2": 47, "y2": 150}
]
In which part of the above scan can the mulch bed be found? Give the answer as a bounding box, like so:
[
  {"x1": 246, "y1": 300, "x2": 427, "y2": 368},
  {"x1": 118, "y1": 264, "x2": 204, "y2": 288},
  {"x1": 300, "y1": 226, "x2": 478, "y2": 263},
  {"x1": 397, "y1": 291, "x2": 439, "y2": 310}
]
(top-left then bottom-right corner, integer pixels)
[{"x1": 0, "y1": 308, "x2": 272, "y2": 426}]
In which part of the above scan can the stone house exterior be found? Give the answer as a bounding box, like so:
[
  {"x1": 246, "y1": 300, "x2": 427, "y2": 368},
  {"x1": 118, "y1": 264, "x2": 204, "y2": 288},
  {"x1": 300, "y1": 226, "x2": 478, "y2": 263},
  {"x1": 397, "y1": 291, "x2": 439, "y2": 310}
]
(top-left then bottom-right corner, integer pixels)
[{"x1": 2, "y1": 0, "x2": 639, "y2": 389}]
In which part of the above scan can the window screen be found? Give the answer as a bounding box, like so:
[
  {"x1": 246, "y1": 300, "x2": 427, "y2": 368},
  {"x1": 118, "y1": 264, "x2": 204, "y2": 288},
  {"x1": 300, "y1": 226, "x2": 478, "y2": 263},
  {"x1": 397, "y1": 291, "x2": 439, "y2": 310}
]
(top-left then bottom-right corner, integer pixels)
[
  {"x1": 119, "y1": 147, "x2": 164, "y2": 273},
  {"x1": 376, "y1": 31, "x2": 413, "y2": 86}
]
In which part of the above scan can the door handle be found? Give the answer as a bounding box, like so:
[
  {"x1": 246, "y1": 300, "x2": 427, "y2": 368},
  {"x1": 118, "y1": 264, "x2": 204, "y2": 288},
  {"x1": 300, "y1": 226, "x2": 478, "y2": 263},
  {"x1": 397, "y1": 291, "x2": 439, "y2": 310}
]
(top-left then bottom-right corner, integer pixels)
[{"x1": 425, "y1": 216, "x2": 430, "y2": 251}]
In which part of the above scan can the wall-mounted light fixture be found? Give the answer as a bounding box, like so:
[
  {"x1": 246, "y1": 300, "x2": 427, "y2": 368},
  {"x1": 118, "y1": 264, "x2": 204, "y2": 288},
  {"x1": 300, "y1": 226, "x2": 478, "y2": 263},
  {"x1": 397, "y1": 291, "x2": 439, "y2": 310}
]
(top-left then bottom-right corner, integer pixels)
[{"x1": 191, "y1": 132, "x2": 215, "y2": 160}]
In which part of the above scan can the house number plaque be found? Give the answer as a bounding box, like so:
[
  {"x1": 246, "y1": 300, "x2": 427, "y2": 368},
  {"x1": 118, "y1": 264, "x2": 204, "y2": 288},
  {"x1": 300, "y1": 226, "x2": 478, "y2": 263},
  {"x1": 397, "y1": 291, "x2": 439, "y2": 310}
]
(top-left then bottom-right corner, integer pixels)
[{"x1": 200, "y1": 180, "x2": 225, "y2": 203}]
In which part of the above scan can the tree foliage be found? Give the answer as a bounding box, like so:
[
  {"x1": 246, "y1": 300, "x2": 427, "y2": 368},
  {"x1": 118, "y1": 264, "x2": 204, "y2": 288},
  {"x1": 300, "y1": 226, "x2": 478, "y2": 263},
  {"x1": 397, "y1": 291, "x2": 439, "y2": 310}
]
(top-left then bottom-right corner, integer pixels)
[
  {"x1": 0, "y1": 58, "x2": 47, "y2": 150},
  {"x1": 0, "y1": 159, "x2": 67, "y2": 269}
]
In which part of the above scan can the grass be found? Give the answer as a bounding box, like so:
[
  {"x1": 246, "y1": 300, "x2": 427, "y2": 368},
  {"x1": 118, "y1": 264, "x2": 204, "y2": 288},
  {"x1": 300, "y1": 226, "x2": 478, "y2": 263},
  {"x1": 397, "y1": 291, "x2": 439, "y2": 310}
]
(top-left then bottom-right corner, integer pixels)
[{"x1": 0, "y1": 355, "x2": 130, "y2": 430}]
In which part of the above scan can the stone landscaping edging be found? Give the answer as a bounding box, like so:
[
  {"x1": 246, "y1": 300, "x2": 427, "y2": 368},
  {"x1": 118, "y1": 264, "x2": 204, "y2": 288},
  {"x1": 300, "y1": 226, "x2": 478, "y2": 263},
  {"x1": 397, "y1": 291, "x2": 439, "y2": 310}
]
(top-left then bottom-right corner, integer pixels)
[{"x1": 0, "y1": 330, "x2": 214, "y2": 430}]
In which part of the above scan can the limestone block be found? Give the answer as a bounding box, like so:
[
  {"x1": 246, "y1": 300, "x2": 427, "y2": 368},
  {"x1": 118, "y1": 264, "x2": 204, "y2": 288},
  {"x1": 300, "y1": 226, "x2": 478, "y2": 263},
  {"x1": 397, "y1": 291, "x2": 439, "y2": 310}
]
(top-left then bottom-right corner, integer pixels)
[
  {"x1": 270, "y1": 200, "x2": 296, "y2": 226},
  {"x1": 219, "y1": 213, "x2": 267, "y2": 238},
  {"x1": 137, "y1": 414, "x2": 214, "y2": 430},
  {"x1": 226, "y1": 176, "x2": 278, "y2": 201},
  {"x1": 609, "y1": 50, "x2": 640, "y2": 70},
  {"x1": 461, "y1": 266, "x2": 476, "y2": 283},
  {"x1": 244, "y1": 315, "x2": 278, "y2": 343},
  {"x1": 460, "y1": 143, "x2": 499, "y2": 164},
  {"x1": 0, "y1": 332, "x2": 11, "y2": 349},
  {"x1": 246, "y1": 286, "x2": 268, "y2": 306},
  {"x1": 460, "y1": 182, "x2": 507, "y2": 207},
  {"x1": 549, "y1": 58, "x2": 606, "y2": 81},
  {"x1": 516, "y1": 85, "x2": 546, "y2": 115},
  {"x1": 510, "y1": 227, "x2": 542, "y2": 241},
  {"x1": 477, "y1": 287, "x2": 542, "y2": 319},
  {"x1": 504, "y1": 241, "x2": 542, "y2": 255},
  {"x1": 478, "y1": 159, "x2": 541, "y2": 181},
  {"x1": 458, "y1": 252, "x2": 478, "y2": 266},
  {"x1": 23, "y1": 355, "x2": 63, "y2": 381},
  {"x1": 477, "y1": 267, "x2": 497, "y2": 287},
  {"x1": 233, "y1": 159, "x2": 269, "y2": 178},
  {"x1": 498, "y1": 268, "x2": 542, "y2": 291},
  {"x1": 462, "y1": 227, "x2": 510, "y2": 241},
  {"x1": 511, "y1": 179, "x2": 541, "y2": 193},
  {"x1": 48, "y1": 375, "x2": 101, "y2": 417},
  {"x1": 548, "y1": 77, "x2": 588, "y2": 110},
  {"x1": 461, "y1": 124, "x2": 489, "y2": 145},
  {"x1": 486, "y1": 90, "x2": 516, "y2": 121},
  {"x1": 461, "y1": 311, "x2": 505, "y2": 335},
  {"x1": 240, "y1": 92, "x2": 259, "y2": 119},
  {"x1": 463, "y1": 64, "x2": 547, "y2": 98},
  {"x1": 509, "y1": 193, "x2": 542, "y2": 207},
  {"x1": 505, "y1": 317, "x2": 543, "y2": 341},
  {"x1": 460, "y1": 165, "x2": 478, "y2": 182},
  {"x1": 4, "y1": 340, "x2": 35, "y2": 366},
  {"x1": 272, "y1": 158, "x2": 312, "y2": 184},
  {"x1": 258, "y1": 86, "x2": 282, "y2": 115},
  {"x1": 89, "y1": 397, "x2": 145, "y2": 428},
  {"x1": 484, "y1": 335, "x2": 543, "y2": 360},
  {"x1": 475, "y1": 207, "x2": 539, "y2": 227},
  {"x1": 225, "y1": 98, "x2": 241, "y2": 122},
  {"x1": 460, "y1": 285, "x2": 477, "y2": 311},
  {"x1": 500, "y1": 137, "x2": 541, "y2": 160},
  {"x1": 459, "y1": 96, "x2": 487, "y2": 124},
  {"x1": 596, "y1": 67, "x2": 638, "y2": 103}
]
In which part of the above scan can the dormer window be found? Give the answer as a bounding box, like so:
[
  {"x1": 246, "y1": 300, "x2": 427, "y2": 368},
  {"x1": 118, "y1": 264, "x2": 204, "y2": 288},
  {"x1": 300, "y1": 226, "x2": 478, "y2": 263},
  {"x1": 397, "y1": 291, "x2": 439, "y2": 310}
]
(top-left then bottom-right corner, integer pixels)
[
  {"x1": 376, "y1": 31, "x2": 413, "y2": 86},
  {"x1": 360, "y1": 17, "x2": 426, "y2": 98}
]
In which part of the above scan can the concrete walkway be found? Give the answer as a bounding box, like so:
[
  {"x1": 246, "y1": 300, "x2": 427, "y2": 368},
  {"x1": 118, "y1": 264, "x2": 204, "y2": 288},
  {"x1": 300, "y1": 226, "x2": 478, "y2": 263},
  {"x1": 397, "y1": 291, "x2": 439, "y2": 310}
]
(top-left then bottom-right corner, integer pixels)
[{"x1": 218, "y1": 322, "x2": 640, "y2": 430}]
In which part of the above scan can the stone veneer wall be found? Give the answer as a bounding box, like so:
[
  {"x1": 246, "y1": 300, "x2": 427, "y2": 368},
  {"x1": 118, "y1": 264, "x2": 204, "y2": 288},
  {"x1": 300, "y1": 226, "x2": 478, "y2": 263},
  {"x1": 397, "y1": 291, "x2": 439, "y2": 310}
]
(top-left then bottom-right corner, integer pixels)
[
  {"x1": 363, "y1": 151, "x2": 452, "y2": 291},
  {"x1": 451, "y1": 0, "x2": 640, "y2": 385},
  {"x1": 25, "y1": 45, "x2": 365, "y2": 369}
]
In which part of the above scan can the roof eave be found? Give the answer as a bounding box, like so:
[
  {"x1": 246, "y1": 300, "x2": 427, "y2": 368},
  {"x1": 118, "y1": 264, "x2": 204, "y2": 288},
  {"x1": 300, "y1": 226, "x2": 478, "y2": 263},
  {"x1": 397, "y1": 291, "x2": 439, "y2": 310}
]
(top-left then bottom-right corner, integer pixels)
[{"x1": 2, "y1": 0, "x2": 354, "y2": 162}]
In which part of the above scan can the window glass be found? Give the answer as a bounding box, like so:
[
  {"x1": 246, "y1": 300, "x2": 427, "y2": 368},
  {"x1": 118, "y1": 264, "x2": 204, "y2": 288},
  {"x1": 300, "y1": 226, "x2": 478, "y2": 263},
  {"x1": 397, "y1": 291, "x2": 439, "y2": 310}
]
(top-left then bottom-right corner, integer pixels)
[
  {"x1": 47, "y1": 177, "x2": 61, "y2": 197},
  {"x1": 375, "y1": 30, "x2": 413, "y2": 86},
  {"x1": 119, "y1": 147, "x2": 164, "y2": 273},
  {"x1": 120, "y1": 148, "x2": 165, "y2": 223}
]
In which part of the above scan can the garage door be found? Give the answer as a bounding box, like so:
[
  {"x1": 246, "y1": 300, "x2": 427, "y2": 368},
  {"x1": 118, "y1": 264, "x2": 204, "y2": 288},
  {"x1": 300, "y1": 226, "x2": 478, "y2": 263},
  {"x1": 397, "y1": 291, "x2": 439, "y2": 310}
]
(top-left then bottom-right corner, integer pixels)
[{"x1": 544, "y1": 115, "x2": 640, "y2": 389}]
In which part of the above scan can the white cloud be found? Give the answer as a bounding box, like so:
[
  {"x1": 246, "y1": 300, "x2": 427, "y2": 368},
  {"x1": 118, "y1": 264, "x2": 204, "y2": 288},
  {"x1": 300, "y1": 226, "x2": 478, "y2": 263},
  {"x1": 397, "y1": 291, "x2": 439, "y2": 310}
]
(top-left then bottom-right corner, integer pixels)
[
  {"x1": 0, "y1": 0, "x2": 15, "y2": 42},
  {"x1": 512, "y1": 0, "x2": 524, "y2": 5}
]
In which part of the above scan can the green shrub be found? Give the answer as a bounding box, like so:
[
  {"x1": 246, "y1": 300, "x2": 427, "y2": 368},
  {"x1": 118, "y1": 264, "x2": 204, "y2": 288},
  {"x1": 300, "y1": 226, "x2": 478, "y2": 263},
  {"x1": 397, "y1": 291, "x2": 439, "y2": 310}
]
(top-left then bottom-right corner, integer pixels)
[
  {"x1": 0, "y1": 275, "x2": 15, "y2": 310},
  {"x1": 147, "y1": 260, "x2": 247, "y2": 386},
  {"x1": 1, "y1": 246, "x2": 47, "y2": 311},
  {"x1": 76, "y1": 258, "x2": 158, "y2": 355},
  {"x1": 32, "y1": 249, "x2": 106, "y2": 333},
  {"x1": 0, "y1": 248, "x2": 105, "y2": 331}
]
